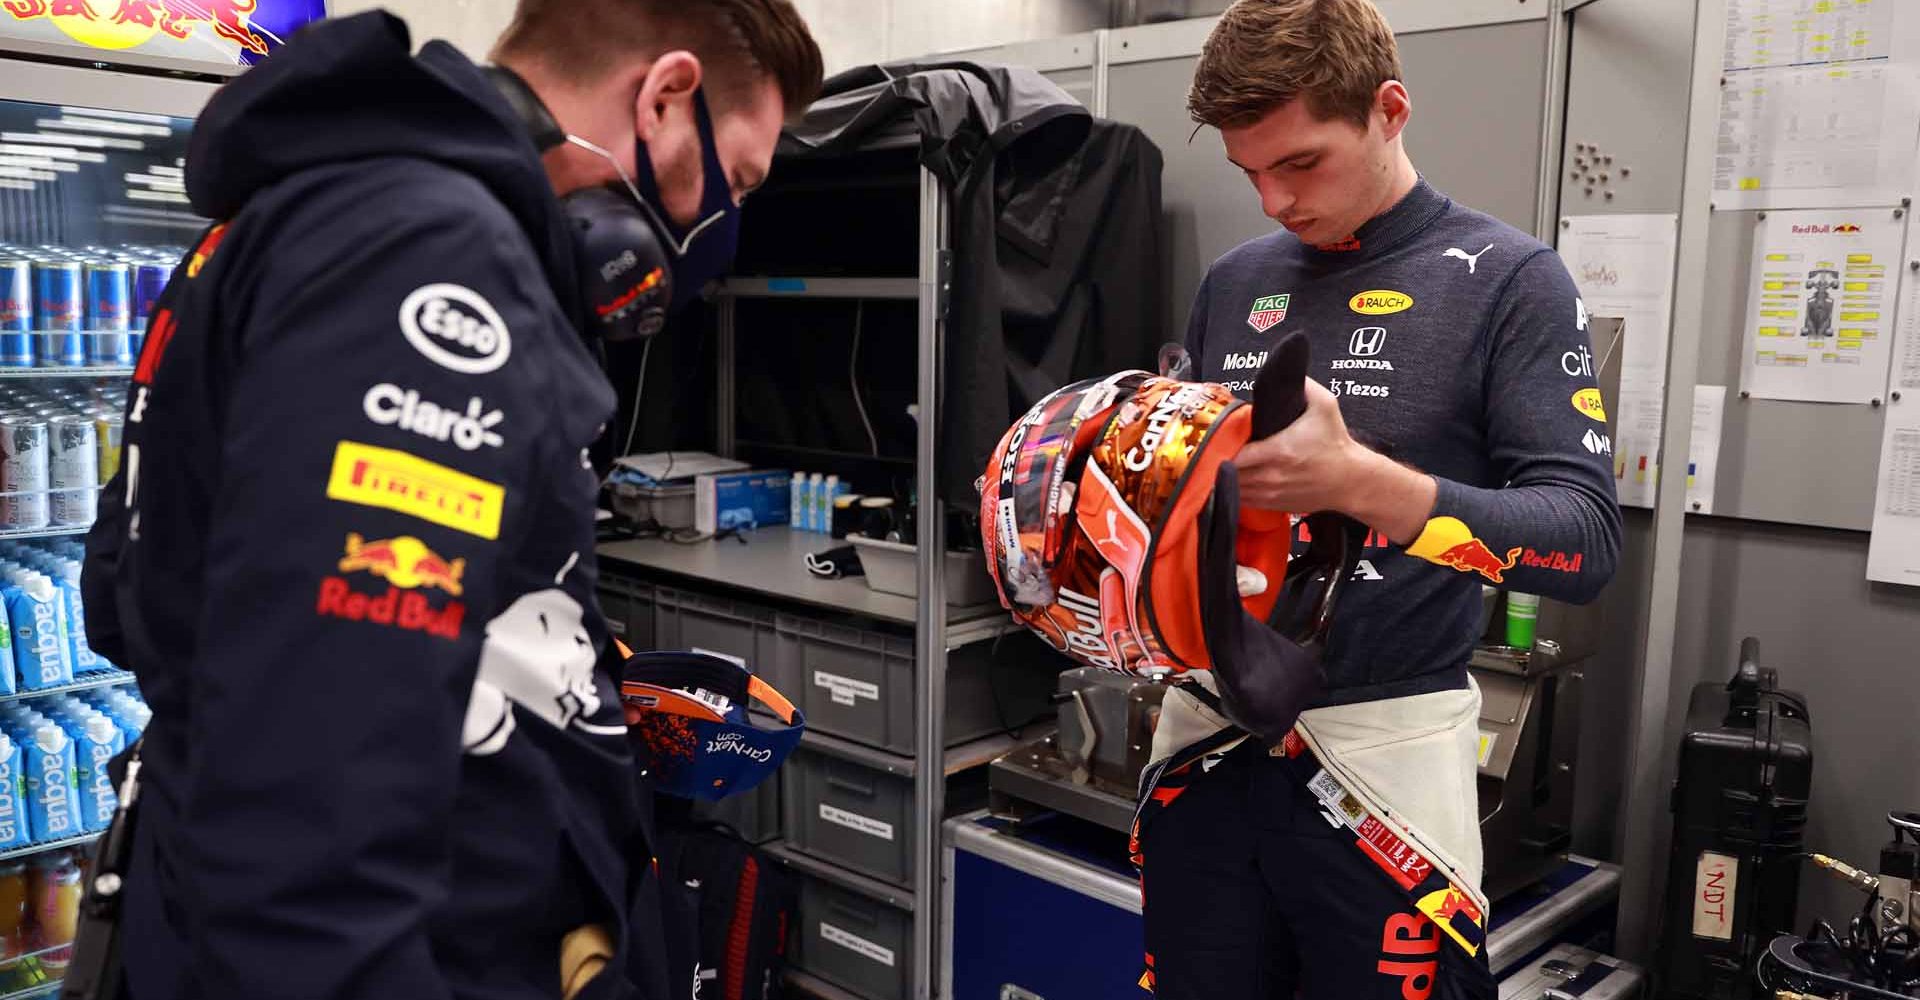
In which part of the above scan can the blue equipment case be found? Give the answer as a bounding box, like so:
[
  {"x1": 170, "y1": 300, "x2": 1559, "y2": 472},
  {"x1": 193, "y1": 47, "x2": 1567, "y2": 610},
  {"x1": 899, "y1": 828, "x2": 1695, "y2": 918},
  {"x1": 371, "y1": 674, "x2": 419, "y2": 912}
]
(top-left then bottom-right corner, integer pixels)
[{"x1": 941, "y1": 811, "x2": 1624, "y2": 1000}]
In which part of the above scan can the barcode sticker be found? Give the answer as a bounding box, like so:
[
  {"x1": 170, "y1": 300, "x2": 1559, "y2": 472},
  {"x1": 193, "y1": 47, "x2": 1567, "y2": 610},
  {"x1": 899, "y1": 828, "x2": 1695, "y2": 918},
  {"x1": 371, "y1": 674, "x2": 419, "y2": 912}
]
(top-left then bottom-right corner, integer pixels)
[
  {"x1": 688, "y1": 688, "x2": 733, "y2": 715},
  {"x1": 1305, "y1": 768, "x2": 1345, "y2": 806}
]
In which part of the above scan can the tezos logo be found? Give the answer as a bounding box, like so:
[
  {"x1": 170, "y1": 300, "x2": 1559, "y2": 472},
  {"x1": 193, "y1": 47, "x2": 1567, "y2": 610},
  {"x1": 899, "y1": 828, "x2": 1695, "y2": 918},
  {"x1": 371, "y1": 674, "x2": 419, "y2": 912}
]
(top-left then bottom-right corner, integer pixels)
[
  {"x1": 400, "y1": 284, "x2": 512, "y2": 374},
  {"x1": 364, "y1": 383, "x2": 505, "y2": 451}
]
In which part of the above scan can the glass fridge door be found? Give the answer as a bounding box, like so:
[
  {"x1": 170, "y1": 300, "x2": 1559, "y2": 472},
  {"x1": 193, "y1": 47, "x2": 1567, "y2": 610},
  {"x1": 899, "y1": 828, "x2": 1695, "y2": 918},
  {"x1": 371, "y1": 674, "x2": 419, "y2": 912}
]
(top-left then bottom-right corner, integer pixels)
[{"x1": 0, "y1": 88, "x2": 173, "y2": 991}]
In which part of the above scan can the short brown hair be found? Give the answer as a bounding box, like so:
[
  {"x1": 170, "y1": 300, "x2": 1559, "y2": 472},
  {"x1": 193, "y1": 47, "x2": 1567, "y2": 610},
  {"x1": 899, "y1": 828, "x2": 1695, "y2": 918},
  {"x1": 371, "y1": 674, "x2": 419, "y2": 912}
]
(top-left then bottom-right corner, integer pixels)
[
  {"x1": 494, "y1": 0, "x2": 824, "y2": 119},
  {"x1": 1187, "y1": 0, "x2": 1402, "y2": 131}
]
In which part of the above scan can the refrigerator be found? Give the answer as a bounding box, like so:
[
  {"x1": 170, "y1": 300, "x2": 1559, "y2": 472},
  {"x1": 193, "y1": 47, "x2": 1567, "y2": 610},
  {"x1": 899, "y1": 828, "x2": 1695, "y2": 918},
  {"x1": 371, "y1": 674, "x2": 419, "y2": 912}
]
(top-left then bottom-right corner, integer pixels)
[{"x1": 0, "y1": 5, "x2": 321, "y2": 993}]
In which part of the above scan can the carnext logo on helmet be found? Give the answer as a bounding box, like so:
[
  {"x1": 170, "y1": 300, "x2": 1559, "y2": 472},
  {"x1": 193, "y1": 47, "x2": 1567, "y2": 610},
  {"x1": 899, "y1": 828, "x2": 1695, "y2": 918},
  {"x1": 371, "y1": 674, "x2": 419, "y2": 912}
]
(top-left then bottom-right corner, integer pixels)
[{"x1": 1124, "y1": 392, "x2": 1186, "y2": 472}]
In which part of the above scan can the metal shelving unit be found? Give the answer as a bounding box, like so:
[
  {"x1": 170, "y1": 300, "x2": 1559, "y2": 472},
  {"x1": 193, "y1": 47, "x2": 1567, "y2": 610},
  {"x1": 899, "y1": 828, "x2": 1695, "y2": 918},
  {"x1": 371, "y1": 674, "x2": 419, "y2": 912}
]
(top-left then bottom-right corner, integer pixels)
[
  {"x1": 0, "y1": 670, "x2": 136, "y2": 705},
  {"x1": 604, "y1": 166, "x2": 960, "y2": 1000},
  {"x1": 0, "y1": 367, "x2": 133, "y2": 380},
  {"x1": 0, "y1": 831, "x2": 96, "y2": 866}
]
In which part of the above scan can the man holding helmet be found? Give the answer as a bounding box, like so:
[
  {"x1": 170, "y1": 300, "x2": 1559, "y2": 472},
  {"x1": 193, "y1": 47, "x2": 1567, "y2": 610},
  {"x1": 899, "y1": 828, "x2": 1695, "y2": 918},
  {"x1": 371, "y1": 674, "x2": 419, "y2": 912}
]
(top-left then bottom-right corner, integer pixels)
[
  {"x1": 80, "y1": 3, "x2": 820, "y2": 998},
  {"x1": 1131, "y1": 1, "x2": 1624, "y2": 998}
]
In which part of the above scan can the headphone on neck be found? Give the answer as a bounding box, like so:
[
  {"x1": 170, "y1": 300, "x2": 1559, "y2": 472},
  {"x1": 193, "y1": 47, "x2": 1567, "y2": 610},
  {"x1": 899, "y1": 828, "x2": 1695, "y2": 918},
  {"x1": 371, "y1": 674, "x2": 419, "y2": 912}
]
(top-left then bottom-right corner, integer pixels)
[{"x1": 485, "y1": 65, "x2": 673, "y2": 342}]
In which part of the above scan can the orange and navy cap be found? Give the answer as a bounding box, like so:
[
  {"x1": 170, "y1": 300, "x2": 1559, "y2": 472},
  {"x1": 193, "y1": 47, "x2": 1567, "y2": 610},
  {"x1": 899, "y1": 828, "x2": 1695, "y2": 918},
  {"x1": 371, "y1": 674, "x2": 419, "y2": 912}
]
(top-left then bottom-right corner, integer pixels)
[{"x1": 619, "y1": 650, "x2": 804, "y2": 801}]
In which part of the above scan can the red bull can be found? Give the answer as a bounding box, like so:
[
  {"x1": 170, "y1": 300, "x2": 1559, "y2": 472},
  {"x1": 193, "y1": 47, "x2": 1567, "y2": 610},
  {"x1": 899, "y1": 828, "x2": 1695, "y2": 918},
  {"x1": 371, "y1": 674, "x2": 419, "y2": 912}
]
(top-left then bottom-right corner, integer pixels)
[
  {"x1": 129, "y1": 262, "x2": 168, "y2": 359},
  {"x1": 0, "y1": 259, "x2": 30, "y2": 369},
  {"x1": 84, "y1": 263, "x2": 133, "y2": 366},
  {"x1": 30, "y1": 261, "x2": 83, "y2": 368},
  {"x1": 48, "y1": 416, "x2": 97, "y2": 528},
  {"x1": 0, "y1": 417, "x2": 49, "y2": 530}
]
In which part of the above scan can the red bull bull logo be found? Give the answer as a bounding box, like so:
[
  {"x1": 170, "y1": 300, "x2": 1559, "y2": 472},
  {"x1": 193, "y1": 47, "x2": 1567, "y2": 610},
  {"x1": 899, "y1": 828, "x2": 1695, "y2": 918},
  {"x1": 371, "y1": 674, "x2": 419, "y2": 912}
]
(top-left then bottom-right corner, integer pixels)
[
  {"x1": 338, "y1": 532, "x2": 466, "y2": 595},
  {"x1": 2, "y1": 0, "x2": 272, "y2": 55},
  {"x1": 1405, "y1": 516, "x2": 1522, "y2": 584}
]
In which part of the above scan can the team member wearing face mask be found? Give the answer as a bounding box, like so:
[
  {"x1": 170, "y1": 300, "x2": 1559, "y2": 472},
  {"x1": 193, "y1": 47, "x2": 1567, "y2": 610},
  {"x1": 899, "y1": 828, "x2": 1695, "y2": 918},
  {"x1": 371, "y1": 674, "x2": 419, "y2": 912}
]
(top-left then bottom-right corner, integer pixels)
[{"x1": 79, "y1": 5, "x2": 821, "y2": 999}]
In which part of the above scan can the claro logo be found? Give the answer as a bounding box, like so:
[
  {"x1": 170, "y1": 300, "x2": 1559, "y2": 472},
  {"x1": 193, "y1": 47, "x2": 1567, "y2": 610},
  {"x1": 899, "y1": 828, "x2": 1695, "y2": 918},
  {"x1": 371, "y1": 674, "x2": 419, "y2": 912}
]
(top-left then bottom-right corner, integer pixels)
[{"x1": 399, "y1": 284, "x2": 512, "y2": 374}]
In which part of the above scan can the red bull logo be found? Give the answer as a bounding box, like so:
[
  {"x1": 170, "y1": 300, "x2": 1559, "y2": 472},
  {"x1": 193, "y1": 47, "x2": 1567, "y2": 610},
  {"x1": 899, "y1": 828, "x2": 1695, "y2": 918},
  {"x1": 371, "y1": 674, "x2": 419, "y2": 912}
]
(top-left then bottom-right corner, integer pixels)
[
  {"x1": 1405, "y1": 516, "x2": 1522, "y2": 584},
  {"x1": 338, "y1": 533, "x2": 466, "y2": 595},
  {"x1": 594, "y1": 266, "x2": 665, "y2": 319},
  {"x1": 2, "y1": 0, "x2": 272, "y2": 55},
  {"x1": 1834, "y1": 223, "x2": 1862, "y2": 234}
]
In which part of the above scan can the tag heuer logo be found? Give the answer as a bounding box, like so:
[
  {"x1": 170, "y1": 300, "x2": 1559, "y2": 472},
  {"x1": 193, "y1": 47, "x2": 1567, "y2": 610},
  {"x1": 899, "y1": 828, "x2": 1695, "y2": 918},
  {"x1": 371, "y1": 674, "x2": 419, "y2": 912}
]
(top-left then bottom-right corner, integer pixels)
[{"x1": 1247, "y1": 294, "x2": 1290, "y2": 332}]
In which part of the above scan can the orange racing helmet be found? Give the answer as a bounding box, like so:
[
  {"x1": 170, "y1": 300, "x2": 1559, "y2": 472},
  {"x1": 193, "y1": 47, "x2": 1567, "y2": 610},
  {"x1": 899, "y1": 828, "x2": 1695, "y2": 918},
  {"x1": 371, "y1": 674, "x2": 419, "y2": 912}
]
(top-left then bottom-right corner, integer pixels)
[{"x1": 978, "y1": 333, "x2": 1364, "y2": 743}]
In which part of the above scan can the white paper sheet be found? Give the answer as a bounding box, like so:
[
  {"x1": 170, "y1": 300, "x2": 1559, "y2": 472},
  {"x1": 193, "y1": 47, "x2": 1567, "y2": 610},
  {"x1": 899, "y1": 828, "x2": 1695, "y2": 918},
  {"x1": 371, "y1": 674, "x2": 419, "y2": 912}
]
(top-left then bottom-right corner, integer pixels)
[
  {"x1": 1558, "y1": 214, "x2": 1679, "y2": 387},
  {"x1": 1894, "y1": 253, "x2": 1920, "y2": 391},
  {"x1": 1868, "y1": 411, "x2": 1920, "y2": 586},
  {"x1": 1740, "y1": 208, "x2": 1907, "y2": 402},
  {"x1": 1726, "y1": 0, "x2": 1899, "y2": 73},
  {"x1": 1872, "y1": 243, "x2": 1920, "y2": 585},
  {"x1": 1715, "y1": 2, "x2": 1920, "y2": 210},
  {"x1": 1687, "y1": 386, "x2": 1729, "y2": 514},
  {"x1": 1613, "y1": 386, "x2": 1665, "y2": 509}
]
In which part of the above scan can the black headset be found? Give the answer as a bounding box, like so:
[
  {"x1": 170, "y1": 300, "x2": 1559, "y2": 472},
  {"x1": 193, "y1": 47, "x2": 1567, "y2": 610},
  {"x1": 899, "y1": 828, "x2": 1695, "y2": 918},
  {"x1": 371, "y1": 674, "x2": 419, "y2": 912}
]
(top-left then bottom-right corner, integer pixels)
[{"x1": 485, "y1": 65, "x2": 673, "y2": 342}]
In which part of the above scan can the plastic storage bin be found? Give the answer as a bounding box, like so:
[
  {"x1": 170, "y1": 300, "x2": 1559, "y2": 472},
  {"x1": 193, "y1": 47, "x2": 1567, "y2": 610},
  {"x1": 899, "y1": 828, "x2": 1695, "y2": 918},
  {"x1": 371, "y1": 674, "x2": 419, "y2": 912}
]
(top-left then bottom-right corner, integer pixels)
[
  {"x1": 595, "y1": 578, "x2": 655, "y2": 650},
  {"x1": 782, "y1": 738, "x2": 915, "y2": 887},
  {"x1": 846, "y1": 535, "x2": 997, "y2": 606},
  {"x1": 781, "y1": 616, "x2": 1054, "y2": 754},
  {"x1": 790, "y1": 872, "x2": 913, "y2": 1000},
  {"x1": 652, "y1": 587, "x2": 797, "y2": 697},
  {"x1": 609, "y1": 482, "x2": 695, "y2": 530}
]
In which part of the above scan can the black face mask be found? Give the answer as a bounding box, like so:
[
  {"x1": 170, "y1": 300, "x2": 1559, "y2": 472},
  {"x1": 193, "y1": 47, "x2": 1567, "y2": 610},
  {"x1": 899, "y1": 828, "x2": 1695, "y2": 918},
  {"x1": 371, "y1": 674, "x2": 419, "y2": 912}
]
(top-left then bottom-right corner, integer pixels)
[{"x1": 485, "y1": 67, "x2": 741, "y2": 342}]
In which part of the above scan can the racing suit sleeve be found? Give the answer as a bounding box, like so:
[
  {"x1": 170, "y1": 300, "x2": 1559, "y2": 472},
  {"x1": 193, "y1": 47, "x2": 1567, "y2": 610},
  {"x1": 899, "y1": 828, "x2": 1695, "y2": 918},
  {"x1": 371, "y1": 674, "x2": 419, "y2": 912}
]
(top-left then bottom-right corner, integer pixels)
[
  {"x1": 1405, "y1": 249, "x2": 1623, "y2": 602},
  {"x1": 176, "y1": 178, "x2": 551, "y2": 1000}
]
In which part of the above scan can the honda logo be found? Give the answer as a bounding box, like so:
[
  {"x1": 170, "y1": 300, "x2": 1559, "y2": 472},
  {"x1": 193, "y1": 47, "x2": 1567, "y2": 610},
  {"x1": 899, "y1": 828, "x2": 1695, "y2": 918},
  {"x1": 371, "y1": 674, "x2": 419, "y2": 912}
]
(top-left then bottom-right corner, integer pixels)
[{"x1": 1349, "y1": 327, "x2": 1387, "y2": 357}]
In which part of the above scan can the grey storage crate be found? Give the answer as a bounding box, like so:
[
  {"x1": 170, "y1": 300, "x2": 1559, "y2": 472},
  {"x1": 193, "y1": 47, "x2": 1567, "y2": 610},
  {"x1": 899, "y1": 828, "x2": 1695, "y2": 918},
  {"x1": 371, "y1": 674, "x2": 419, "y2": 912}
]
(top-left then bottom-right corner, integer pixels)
[
  {"x1": 595, "y1": 577, "x2": 655, "y2": 650},
  {"x1": 690, "y1": 774, "x2": 781, "y2": 843},
  {"x1": 653, "y1": 587, "x2": 797, "y2": 696},
  {"x1": 781, "y1": 616, "x2": 1055, "y2": 754},
  {"x1": 782, "y1": 738, "x2": 915, "y2": 887},
  {"x1": 790, "y1": 872, "x2": 913, "y2": 1000}
]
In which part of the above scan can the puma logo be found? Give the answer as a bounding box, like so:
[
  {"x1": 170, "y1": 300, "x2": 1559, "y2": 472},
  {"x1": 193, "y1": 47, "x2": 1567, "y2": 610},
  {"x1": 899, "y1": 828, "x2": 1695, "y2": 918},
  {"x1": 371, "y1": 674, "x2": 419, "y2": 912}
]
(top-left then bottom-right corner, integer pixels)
[
  {"x1": 1096, "y1": 509, "x2": 1127, "y2": 552},
  {"x1": 1443, "y1": 244, "x2": 1494, "y2": 275}
]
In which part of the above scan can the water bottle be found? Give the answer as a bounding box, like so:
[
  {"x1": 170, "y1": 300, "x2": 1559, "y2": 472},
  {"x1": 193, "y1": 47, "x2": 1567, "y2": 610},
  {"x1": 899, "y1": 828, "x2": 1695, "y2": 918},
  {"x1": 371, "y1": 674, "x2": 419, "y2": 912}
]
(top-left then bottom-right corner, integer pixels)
[
  {"x1": 7, "y1": 574, "x2": 69, "y2": 691},
  {"x1": 790, "y1": 472, "x2": 807, "y2": 531}
]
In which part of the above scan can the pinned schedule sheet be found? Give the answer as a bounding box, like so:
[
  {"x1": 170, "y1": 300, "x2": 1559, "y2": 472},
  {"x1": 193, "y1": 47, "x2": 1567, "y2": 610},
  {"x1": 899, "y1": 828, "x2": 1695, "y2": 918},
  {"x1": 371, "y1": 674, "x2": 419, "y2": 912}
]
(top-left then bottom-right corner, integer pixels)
[
  {"x1": 1714, "y1": 0, "x2": 1920, "y2": 210},
  {"x1": 1870, "y1": 253, "x2": 1920, "y2": 586},
  {"x1": 1740, "y1": 208, "x2": 1906, "y2": 403}
]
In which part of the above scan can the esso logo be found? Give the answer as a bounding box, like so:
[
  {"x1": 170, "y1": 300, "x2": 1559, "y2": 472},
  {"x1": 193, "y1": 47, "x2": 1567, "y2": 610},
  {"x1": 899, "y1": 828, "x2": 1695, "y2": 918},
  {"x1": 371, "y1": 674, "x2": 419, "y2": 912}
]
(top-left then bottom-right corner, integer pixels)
[{"x1": 399, "y1": 284, "x2": 512, "y2": 374}]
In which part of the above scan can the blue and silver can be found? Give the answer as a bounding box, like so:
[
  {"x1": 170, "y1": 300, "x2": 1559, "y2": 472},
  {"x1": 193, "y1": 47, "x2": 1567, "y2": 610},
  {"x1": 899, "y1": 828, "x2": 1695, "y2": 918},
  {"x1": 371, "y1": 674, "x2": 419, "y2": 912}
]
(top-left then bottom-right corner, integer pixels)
[
  {"x1": 30, "y1": 261, "x2": 83, "y2": 368},
  {"x1": 0, "y1": 259, "x2": 30, "y2": 370},
  {"x1": 84, "y1": 263, "x2": 132, "y2": 366}
]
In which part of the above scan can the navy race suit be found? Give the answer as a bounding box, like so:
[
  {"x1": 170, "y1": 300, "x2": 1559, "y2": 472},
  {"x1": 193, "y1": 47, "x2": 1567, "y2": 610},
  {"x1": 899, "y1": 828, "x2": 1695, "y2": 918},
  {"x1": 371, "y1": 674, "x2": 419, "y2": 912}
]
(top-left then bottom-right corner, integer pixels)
[
  {"x1": 82, "y1": 14, "x2": 643, "y2": 1000},
  {"x1": 1138, "y1": 179, "x2": 1622, "y2": 1000}
]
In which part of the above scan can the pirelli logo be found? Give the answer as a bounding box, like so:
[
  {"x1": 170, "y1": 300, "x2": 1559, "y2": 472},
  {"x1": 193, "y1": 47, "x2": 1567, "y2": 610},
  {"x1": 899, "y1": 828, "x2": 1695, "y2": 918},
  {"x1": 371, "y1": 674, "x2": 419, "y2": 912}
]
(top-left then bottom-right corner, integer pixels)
[{"x1": 325, "y1": 441, "x2": 504, "y2": 540}]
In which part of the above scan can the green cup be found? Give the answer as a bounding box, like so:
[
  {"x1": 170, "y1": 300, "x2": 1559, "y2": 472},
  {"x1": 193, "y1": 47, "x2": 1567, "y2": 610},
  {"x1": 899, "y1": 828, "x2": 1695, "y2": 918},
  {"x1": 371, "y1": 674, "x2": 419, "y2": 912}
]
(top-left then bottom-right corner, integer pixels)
[{"x1": 1505, "y1": 592, "x2": 1541, "y2": 650}]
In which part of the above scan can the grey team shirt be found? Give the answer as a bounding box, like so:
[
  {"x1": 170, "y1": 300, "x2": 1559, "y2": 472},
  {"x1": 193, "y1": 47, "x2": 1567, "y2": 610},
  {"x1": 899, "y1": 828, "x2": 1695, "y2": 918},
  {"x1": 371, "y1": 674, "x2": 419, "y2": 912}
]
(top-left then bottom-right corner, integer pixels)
[{"x1": 1186, "y1": 179, "x2": 1623, "y2": 706}]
